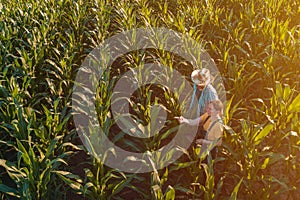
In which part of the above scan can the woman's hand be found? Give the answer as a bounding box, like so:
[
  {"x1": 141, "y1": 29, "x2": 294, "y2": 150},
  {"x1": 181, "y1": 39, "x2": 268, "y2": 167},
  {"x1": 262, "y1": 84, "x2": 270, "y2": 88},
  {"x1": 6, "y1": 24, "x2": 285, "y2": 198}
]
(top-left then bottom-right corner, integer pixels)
[
  {"x1": 195, "y1": 139, "x2": 211, "y2": 145},
  {"x1": 174, "y1": 116, "x2": 189, "y2": 124},
  {"x1": 195, "y1": 139, "x2": 204, "y2": 145}
]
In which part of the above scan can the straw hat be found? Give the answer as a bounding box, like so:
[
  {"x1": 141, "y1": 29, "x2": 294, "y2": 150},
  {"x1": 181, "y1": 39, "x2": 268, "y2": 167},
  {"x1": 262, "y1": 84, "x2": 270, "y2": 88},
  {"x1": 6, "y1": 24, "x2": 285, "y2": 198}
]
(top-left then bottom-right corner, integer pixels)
[{"x1": 191, "y1": 68, "x2": 212, "y2": 85}]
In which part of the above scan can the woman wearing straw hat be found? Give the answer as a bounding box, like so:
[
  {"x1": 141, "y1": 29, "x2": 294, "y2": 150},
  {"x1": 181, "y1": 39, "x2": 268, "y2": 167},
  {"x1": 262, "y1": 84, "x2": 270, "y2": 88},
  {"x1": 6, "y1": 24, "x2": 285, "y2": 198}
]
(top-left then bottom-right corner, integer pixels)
[{"x1": 188, "y1": 68, "x2": 219, "y2": 117}]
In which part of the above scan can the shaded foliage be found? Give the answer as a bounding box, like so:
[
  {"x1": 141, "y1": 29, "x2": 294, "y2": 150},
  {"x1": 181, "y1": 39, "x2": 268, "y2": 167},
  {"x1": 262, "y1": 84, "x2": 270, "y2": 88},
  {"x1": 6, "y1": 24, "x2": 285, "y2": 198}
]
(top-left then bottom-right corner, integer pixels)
[{"x1": 0, "y1": 0, "x2": 299, "y2": 199}]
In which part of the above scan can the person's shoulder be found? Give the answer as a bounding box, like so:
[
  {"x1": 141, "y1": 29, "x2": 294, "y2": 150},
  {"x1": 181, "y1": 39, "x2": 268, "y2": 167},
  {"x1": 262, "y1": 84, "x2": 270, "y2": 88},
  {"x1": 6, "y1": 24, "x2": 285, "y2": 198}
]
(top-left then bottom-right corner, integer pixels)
[
  {"x1": 206, "y1": 84, "x2": 217, "y2": 91},
  {"x1": 216, "y1": 120, "x2": 224, "y2": 129},
  {"x1": 201, "y1": 112, "x2": 209, "y2": 118},
  {"x1": 200, "y1": 112, "x2": 209, "y2": 120}
]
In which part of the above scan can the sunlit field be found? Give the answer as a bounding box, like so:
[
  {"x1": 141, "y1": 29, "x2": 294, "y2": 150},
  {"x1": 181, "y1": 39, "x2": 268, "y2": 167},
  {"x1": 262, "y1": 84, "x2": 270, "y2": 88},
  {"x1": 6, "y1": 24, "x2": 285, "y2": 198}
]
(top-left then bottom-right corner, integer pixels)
[{"x1": 0, "y1": 0, "x2": 299, "y2": 199}]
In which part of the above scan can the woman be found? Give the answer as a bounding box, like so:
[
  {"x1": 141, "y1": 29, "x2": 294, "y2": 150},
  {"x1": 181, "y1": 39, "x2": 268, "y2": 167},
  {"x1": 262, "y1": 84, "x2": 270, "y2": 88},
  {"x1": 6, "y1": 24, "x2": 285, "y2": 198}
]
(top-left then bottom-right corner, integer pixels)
[
  {"x1": 176, "y1": 99, "x2": 224, "y2": 159},
  {"x1": 188, "y1": 68, "x2": 219, "y2": 117}
]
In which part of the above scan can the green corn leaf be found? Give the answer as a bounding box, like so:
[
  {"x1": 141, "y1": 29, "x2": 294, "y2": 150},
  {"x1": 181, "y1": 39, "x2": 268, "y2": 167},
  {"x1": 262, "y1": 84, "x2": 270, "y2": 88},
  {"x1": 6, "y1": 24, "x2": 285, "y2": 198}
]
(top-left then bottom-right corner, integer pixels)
[
  {"x1": 152, "y1": 184, "x2": 163, "y2": 200},
  {"x1": 253, "y1": 124, "x2": 274, "y2": 146},
  {"x1": 54, "y1": 170, "x2": 83, "y2": 191},
  {"x1": 261, "y1": 157, "x2": 270, "y2": 170},
  {"x1": 111, "y1": 176, "x2": 133, "y2": 196},
  {"x1": 53, "y1": 170, "x2": 82, "y2": 181},
  {"x1": 0, "y1": 159, "x2": 26, "y2": 181},
  {"x1": 0, "y1": 184, "x2": 20, "y2": 197},
  {"x1": 16, "y1": 105, "x2": 27, "y2": 140},
  {"x1": 61, "y1": 142, "x2": 82, "y2": 151},
  {"x1": 49, "y1": 157, "x2": 68, "y2": 167},
  {"x1": 44, "y1": 137, "x2": 60, "y2": 159},
  {"x1": 269, "y1": 176, "x2": 290, "y2": 191},
  {"x1": 16, "y1": 139, "x2": 31, "y2": 166},
  {"x1": 164, "y1": 185, "x2": 175, "y2": 200},
  {"x1": 214, "y1": 176, "x2": 225, "y2": 199},
  {"x1": 260, "y1": 152, "x2": 285, "y2": 170},
  {"x1": 160, "y1": 126, "x2": 178, "y2": 140},
  {"x1": 283, "y1": 84, "x2": 291, "y2": 102},
  {"x1": 229, "y1": 178, "x2": 243, "y2": 200},
  {"x1": 288, "y1": 92, "x2": 300, "y2": 112}
]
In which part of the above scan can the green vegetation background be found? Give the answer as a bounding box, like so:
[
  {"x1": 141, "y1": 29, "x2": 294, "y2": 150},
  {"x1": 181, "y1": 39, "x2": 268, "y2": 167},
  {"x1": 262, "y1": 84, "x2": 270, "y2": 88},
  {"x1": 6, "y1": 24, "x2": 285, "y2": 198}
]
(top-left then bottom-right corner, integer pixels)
[{"x1": 0, "y1": 0, "x2": 299, "y2": 199}]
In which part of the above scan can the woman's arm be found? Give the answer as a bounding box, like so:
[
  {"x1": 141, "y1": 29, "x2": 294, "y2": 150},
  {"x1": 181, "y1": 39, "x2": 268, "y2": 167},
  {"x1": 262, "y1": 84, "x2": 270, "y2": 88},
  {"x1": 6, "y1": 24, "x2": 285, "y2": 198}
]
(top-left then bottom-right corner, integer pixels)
[
  {"x1": 195, "y1": 138, "x2": 222, "y2": 146},
  {"x1": 175, "y1": 116, "x2": 201, "y2": 126}
]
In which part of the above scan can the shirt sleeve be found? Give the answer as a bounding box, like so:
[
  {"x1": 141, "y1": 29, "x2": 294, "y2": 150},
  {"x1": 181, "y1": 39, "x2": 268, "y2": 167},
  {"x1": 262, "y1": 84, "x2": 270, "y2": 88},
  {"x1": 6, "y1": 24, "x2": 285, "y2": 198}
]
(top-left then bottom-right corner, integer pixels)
[{"x1": 207, "y1": 84, "x2": 219, "y2": 101}]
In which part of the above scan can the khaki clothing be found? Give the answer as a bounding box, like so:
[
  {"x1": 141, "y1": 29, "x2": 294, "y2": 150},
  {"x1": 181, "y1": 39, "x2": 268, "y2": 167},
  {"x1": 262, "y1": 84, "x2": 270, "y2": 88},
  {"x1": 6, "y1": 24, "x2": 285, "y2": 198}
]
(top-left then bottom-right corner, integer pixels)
[
  {"x1": 199, "y1": 117, "x2": 223, "y2": 159},
  {"x1": 206, "y1": 120, "x2": 223, "y2": 141}
]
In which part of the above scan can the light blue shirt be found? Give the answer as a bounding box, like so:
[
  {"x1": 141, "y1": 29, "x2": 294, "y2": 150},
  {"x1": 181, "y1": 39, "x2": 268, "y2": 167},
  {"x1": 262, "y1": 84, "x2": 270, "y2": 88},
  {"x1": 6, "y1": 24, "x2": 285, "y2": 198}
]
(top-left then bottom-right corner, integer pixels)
[{"x1": 188, "y1": 83, "x2": 218, "y2": 116}]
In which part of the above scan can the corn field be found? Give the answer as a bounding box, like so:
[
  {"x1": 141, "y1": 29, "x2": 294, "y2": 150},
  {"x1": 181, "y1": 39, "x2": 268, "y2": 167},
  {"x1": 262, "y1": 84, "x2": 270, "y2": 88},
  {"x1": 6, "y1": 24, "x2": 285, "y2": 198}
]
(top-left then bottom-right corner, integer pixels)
[{"x1": 0, "y1": 0, "x2": 299, "y2": 199}]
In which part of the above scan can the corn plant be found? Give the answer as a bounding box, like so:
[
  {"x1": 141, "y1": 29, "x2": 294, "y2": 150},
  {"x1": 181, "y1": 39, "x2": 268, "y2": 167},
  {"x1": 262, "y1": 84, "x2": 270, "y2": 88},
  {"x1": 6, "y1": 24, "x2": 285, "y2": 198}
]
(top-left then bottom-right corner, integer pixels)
[
  {"x1": 1, "y1": 0, "x2": 300, "y2": 199},
  {"x1": 0, "y1": 103, "x2": 74, "y2": 199}
]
